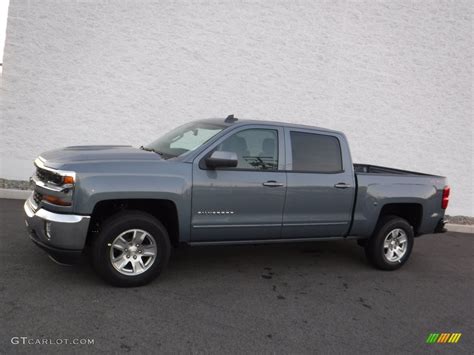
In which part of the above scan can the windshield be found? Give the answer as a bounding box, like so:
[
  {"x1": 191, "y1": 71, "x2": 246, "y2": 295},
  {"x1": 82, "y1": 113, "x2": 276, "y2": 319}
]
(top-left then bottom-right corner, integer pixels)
[{"x1": 144, "y1": 121, "x2": 226, "y2": 159}]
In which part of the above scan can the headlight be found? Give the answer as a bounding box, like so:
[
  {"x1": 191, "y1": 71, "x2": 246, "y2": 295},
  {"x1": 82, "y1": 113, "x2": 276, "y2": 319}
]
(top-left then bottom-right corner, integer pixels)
[
  {"x1": 33, "y1": 157, "x2": 76, "y2": 206},
  {"x1": 34, "y1": 157, "x2": 76, "y2": 188}
]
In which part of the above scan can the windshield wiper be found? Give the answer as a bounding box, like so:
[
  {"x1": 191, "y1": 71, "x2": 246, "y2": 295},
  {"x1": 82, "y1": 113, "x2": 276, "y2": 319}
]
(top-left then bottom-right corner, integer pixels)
[{"x1": 139, "y1": 146, "x2": 163, "y2": 156}]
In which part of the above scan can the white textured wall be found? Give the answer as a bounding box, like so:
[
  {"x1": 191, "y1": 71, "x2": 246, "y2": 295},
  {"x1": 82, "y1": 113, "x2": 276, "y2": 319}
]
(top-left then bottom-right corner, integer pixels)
[{"x1": 1, "y1": 0, "x2": 472, "y2": 216}]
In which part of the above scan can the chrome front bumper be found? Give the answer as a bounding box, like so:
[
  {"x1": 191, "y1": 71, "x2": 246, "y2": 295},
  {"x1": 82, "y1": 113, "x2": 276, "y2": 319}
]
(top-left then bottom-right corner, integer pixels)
[{"x1": 24, "y1": 198, "x2": 91, "y2": 251}]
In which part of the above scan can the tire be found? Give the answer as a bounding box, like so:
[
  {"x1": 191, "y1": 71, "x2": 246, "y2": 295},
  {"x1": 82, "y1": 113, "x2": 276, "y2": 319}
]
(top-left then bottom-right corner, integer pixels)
[
  {"x1": 91, "y1": 210, "x2": 171, "y2": 287},
  {"x1": 356, "y1": 239, "x2": 367, "y2": 247},
  {"x1": 364, "y1": 215, "x2": 414, "y2": 270}
]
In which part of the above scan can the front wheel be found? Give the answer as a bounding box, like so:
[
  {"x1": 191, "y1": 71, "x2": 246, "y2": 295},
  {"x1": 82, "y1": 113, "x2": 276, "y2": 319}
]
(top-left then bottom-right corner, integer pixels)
[
  {"x1": 91, "y1": 211, "x2": 171, "y2": 287},
  {"x1": 365, "y1": 216, "x2": 414, "y2": 270}
]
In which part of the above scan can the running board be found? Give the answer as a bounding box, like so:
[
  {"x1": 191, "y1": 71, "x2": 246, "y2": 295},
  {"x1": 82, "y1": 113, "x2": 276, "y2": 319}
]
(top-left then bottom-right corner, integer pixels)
[{"x1": 188, "y1": 236, "x2": 364, "y2": 246}]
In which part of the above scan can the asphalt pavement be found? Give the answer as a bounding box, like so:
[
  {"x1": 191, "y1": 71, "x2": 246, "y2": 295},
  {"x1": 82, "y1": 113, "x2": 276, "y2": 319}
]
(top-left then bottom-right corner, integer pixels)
[{"x1": 0, "y1": 199, "x2": 472, "y2": 354}]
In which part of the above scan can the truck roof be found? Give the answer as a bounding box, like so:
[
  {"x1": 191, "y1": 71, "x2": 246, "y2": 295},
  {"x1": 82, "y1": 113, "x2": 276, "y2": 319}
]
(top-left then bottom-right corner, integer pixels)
[{"x1": 202, "y1": 117, "x2": 342, "y2": 135}]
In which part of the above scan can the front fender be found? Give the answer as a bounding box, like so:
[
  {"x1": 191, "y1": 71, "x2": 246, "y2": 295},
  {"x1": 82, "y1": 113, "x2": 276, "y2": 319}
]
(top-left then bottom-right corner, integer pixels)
[{"x1": 72, "y1": 162, "x2": 192, "y2": 241}]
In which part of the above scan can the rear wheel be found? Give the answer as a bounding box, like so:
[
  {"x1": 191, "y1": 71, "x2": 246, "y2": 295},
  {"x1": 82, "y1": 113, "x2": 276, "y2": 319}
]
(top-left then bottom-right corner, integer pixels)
[
  {"x1": 91, "y1": 211, "x2": 170, "y2": 287},
  {"x1": 365, "y1": 216, "x2": 414, "y2": 270}
]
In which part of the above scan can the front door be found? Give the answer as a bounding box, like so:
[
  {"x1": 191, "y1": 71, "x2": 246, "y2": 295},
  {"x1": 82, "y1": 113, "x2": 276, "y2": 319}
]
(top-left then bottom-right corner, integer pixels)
[{"x1": 191, "y1": 126, "x2": 286, "y2": 242}]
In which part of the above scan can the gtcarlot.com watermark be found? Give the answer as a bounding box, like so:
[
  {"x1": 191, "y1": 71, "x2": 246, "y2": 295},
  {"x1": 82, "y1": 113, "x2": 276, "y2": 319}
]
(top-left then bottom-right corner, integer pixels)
[{"x1": 11, "y1": 337, "x2": 94, "y2": 346}]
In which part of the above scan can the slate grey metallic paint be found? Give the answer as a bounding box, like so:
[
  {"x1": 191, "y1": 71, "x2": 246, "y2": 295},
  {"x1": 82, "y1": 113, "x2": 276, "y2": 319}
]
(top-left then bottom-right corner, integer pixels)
[
  {"x1": 24, "y1": 119, "x2": 447, "y2": 254},
  {"x1": 191, "y1": 124, "x2": 287, "y2": 241},
  {"x1": 350, "y1": 173, "x2": 446, "y2": 236},
  {"x1": 281, "y1": 127, "x2": 356, "y2": 238}
]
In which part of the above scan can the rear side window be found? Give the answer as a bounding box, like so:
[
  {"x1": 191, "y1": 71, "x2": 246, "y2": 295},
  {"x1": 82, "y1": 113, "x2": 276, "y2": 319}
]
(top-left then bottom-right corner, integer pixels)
[{"x1": 290, "y1": 132, "x2": 342, "y2": 173}]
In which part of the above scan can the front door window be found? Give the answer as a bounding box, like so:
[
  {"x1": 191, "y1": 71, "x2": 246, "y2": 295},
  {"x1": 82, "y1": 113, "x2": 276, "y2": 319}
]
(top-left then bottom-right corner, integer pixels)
[{"x1": 215, "y1": 129, "x2": 278, "y2": 170}]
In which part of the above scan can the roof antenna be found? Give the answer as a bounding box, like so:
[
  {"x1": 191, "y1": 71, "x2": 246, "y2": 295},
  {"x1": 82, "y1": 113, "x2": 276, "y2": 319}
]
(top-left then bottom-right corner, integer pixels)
[{"x1": 225, "y1": 114, "x2": 238, "y2": 123}]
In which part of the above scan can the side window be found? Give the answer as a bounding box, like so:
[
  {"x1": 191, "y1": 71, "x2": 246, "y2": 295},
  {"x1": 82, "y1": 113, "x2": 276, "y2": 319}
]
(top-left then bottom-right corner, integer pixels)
[
  {"x1": 216, "y1": 129, "x2": 278, "y2": 170},
  {"x1": 290, "y1": 131, "x2": 342, "y2": 173}
]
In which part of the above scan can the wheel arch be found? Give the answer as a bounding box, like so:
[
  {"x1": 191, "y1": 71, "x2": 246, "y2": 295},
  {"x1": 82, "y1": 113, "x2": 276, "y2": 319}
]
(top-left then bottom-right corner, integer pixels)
[
  {"x1": 86, "y1": 199, "x2": 180, "y2": 247},
  {"x1": 376, "y1": 203, "x2": 423, "y2": 235}
]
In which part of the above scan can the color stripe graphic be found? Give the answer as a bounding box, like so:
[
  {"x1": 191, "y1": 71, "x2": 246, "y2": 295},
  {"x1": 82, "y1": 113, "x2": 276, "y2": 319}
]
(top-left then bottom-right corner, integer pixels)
[{"x1": 426, "y1": 333, "x2": 462, "y2": 344}]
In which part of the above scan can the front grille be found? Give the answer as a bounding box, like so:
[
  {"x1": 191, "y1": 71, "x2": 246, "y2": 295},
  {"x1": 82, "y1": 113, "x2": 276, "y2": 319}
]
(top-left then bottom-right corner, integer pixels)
[
  {"x1": 33, "y1": 191, "x2": 42, "y2": 205},
  {"x1": 36, "y1": 167, "x2": 62, "y2": 185}
]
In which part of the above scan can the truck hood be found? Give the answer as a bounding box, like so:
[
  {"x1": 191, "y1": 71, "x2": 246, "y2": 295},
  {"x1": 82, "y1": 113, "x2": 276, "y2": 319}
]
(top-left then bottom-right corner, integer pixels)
[{"x1": 39, "y1": 145, "x2": 162, "y2": 168}]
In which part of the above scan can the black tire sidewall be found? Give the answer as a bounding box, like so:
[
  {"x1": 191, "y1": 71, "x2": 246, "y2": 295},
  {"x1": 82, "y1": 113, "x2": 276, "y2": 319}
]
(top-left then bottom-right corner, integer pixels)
[
  {"x1": 366, "y1": 216, "x2": 414, "y2": 270},
  {"x1": 91, "y1": 211, "x2": 171, "y2": 287}
]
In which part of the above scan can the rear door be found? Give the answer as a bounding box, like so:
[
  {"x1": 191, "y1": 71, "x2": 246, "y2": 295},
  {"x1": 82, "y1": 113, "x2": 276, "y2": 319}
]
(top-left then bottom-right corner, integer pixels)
[
  {"x1": 282, "y1": 128, "x2": 355, "y2": 238},
  {"x1": 191, "y1": 125, "x2": 287, "y2": 242}
]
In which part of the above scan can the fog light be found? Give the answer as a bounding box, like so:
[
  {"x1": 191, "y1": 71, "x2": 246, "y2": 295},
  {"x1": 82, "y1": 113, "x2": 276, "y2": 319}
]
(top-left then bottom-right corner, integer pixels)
[{"x1": 45, "y1": 222, "x2": 52, "y2": 240}]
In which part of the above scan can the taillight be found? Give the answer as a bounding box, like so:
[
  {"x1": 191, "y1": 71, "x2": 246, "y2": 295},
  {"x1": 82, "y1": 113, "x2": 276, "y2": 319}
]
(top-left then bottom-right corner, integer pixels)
[{"x1": 441, "y1": 186, "x2": 450, "y2": 209}]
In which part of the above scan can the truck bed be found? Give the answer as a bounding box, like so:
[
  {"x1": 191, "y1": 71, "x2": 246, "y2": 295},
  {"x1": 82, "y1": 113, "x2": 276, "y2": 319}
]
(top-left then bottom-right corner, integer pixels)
[
  {"x1": 350, "y1": 164, "x2": 447, "y2": 237},
  {"x1": 354, "y1": 164, "x2": 442, "y2": 177}
]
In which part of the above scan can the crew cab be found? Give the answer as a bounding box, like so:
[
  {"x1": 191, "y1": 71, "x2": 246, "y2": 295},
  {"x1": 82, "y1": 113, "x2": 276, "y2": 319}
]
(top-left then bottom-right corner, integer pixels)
[{"x1": 24, "y1": 116, "x2": 449, "y2": 286}]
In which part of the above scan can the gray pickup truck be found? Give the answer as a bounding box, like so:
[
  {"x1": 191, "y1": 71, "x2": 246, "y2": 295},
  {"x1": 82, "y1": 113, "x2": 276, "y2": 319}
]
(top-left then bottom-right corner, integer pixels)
[{"x1": 24, "y1": 116, "x2": 449, "y2": 286}]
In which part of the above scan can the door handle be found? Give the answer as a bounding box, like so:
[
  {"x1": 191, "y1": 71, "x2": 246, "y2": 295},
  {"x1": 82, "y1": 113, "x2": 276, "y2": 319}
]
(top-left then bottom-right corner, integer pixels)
[
  {"x1": 263, "y1": 180, "x2": 284, "y2": 187},
  {"x1": 334, "y1": 182, "x2": 351, "y2": 189}
]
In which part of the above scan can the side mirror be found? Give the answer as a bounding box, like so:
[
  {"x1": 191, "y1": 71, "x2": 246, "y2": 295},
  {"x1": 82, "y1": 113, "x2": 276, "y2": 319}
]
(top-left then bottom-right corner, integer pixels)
[{"x1": 205, "y1": 151, "x2": 238, "y2": 169}]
